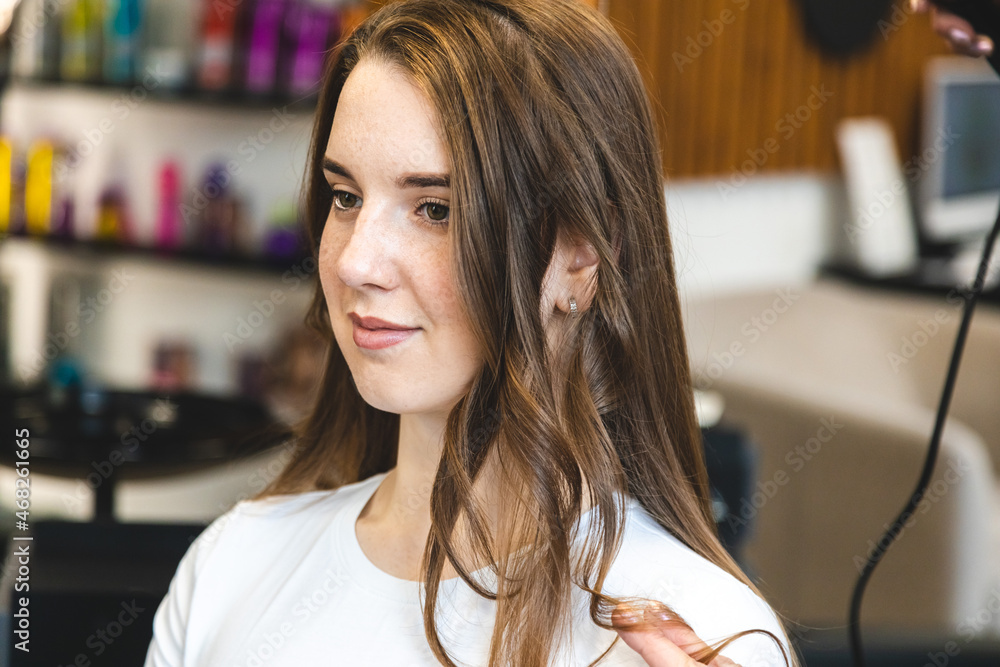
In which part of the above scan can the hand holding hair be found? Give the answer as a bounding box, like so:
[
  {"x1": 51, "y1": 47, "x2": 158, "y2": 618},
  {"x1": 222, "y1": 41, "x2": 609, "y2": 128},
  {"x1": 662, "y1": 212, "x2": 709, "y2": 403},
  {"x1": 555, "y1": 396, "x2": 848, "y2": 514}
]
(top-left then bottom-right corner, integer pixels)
[
  {"x1": 612, "y1": 602, "x2": 742, "y2": 667},
  {"x1": 910, "y1": 0, "x2": 996, "y2": 56}
]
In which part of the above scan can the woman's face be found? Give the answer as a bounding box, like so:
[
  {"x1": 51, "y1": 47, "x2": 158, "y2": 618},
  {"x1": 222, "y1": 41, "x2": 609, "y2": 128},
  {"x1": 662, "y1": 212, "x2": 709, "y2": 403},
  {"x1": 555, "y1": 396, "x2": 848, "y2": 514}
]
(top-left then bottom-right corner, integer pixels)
[{"x1": 318, "y1": 59, "x2": 482, "y2": 417}]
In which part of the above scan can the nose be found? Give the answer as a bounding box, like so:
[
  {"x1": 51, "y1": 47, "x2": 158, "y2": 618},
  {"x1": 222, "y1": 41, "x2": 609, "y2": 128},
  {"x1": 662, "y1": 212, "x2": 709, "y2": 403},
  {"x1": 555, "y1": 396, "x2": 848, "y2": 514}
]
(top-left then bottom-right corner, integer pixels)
[{"x1": 333, "y1": 201, "x2": 397, "y2": 291}]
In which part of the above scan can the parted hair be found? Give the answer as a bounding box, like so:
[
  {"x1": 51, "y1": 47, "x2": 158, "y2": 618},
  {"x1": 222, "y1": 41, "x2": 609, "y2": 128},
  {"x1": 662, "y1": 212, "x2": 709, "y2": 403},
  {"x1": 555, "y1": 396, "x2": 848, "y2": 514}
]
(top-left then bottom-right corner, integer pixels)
[{"x1": 259, "y1": 1, "x2": 796, "y2": 665}]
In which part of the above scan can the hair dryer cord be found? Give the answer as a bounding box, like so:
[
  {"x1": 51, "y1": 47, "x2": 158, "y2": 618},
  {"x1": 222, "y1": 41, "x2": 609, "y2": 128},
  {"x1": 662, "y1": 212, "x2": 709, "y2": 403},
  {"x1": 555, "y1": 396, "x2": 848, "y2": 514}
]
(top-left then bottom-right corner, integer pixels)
[{"x1": 848, "y1": 200, "x2": 1000, "y2": 667}]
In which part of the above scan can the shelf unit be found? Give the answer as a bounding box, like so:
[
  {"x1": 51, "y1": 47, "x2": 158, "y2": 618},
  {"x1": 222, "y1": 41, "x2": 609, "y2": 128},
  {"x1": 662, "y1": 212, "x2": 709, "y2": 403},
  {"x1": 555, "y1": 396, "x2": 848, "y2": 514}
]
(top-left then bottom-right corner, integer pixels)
[
  {"x1": 6, "y1": 74, "x2": 321, "y2": 112},
  {"x1": 1, "y1": 231, "x2": 311, "y2": 276},
  {"x1": 0, "y1": 74, "x2": 319, "y2": 393}
]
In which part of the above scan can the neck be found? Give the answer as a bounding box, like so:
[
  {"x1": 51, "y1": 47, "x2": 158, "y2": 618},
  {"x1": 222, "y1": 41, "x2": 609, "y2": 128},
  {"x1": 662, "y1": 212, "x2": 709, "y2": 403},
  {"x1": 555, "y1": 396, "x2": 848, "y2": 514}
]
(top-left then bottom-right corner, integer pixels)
[
  {"x1": 358, "y1": 411, "x2": 596, "y2": 566},
  {"x1": 362, "y1": 411, "x2": 444, "y2": 529}
]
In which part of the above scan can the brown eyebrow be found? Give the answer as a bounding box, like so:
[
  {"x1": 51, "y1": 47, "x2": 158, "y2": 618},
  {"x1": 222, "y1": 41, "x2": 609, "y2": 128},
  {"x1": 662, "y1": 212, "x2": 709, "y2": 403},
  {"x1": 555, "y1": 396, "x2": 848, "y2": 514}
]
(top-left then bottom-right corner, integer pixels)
[{"x1": 323, "y1": 157, "x2": 450, "y2": 190}]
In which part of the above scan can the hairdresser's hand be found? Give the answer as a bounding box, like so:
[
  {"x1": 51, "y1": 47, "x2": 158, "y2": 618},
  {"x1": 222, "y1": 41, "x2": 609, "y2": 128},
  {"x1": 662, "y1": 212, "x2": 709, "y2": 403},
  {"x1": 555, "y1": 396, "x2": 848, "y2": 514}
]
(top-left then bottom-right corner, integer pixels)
[
  {"x1": 612, "y1": 603, "x2": 740, "y2": 667},
  {"x1": 910, "y1": 0, "x2": 995, "y2": 56}
]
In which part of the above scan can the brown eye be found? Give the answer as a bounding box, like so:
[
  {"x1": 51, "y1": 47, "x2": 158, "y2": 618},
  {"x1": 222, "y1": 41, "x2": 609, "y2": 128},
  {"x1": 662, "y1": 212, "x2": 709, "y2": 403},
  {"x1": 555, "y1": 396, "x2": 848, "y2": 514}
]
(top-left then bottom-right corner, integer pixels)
[
  {"x1": 423, "y1": 202, "x2": 449, "y2": 222},
  {"x1": 333, "y1": 191, "x2": 359, "y2": 210}
]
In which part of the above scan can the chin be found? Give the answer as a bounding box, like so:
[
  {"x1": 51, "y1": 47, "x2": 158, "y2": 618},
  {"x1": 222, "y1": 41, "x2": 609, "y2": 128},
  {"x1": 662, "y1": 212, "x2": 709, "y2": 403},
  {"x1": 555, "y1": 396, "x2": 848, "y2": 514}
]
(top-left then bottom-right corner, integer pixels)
[
  {"x1": 352, "y1": 382, "x2": 403, "y2": 413},
  {"x1": 354, "y1": 374, "x2": 460, "y2": 415},
  {"x1": 360, "y1": 394, "x2": 437, "y2": 416}
]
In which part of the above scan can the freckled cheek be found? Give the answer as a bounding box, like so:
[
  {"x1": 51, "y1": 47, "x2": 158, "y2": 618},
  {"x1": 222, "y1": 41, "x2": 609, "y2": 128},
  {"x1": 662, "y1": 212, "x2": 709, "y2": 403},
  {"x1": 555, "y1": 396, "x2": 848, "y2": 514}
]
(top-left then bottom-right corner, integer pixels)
[
  {"x1": 317, "y1": 229, "x2": 348, "y2": 311},
  {"x1": 419, "y1": 264, "x2": 478, "y2": 357}
]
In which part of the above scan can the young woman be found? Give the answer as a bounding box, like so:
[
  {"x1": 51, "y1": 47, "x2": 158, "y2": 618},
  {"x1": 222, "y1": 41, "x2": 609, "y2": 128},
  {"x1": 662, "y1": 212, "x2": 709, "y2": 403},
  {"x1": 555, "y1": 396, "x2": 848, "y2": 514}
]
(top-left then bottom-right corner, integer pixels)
[{"x1": 145, "y1": 1, "x2": 798, "y2": 665}]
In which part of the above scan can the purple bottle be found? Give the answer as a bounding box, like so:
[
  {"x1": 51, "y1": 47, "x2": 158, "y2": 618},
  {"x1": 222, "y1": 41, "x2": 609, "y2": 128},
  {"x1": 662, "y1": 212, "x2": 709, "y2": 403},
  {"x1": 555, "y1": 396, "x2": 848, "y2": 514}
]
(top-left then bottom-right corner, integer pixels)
[
  {"x1": 245, "y1": 0, "x2": 287, "y2": 94},
  {"x1": 285, "y1": 1, "x2": 338, "y2": 96}
]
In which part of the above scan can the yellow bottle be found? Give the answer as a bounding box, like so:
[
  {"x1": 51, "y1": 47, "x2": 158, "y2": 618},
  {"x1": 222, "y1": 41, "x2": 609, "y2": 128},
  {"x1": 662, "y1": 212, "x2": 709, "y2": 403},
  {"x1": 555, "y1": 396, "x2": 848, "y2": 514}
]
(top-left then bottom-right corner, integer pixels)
[
  {"x1": 25, "y1": 140, "x2": 54, "y2": 236},
  {"x1": 0, "y1": 138, "x2": 11, "y2": 235}
]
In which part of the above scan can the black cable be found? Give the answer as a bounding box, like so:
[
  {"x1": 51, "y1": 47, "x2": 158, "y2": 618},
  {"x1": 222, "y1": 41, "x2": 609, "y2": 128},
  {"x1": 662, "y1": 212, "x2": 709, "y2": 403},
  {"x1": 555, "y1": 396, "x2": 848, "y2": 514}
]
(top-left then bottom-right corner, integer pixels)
[{"x1": 849, "y1": 205, "x2": 1000, "y2": 667}]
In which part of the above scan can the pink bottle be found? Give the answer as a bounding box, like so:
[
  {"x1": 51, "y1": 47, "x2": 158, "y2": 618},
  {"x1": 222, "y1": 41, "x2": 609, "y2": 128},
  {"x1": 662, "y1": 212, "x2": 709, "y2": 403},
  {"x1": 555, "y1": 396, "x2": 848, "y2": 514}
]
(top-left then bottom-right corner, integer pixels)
[{"x1": 155, "y1": 161, "x2": 182, "y2": 249}]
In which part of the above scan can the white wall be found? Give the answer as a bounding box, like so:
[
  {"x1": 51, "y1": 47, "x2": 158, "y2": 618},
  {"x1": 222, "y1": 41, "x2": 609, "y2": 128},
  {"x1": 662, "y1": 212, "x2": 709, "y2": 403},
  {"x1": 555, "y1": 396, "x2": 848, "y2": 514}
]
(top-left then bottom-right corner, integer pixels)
[
  {"x1": 668, "y1": 172, "x2": 845, "y2": 305},
  {"x1": 92, "y1": 255, "x2": 315, "y2": 393}
]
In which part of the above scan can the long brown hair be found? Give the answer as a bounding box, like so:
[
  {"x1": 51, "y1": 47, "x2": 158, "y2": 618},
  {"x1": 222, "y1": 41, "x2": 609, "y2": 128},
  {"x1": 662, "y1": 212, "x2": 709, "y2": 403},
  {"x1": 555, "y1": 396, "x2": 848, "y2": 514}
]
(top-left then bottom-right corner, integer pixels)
[{"x1": 261, "y1": 1, "x2": 796, "y2": 665}]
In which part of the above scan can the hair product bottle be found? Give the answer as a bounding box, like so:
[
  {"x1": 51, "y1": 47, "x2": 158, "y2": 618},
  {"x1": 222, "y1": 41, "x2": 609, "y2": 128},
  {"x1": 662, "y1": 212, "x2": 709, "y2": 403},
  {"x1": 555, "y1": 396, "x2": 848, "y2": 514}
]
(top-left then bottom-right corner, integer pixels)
[
  {"x1": 61, "y1": 0, "x2": 103, "y2": 82},
  {"x1": 197, "y1": 0, "x2": 245, "y2": 91},
  {"x1": 141, "y1": 0, "x2": 201, "y2": 90},
  {"x1": 104, "y1": 0, "x2": 142, "y2": 84}
]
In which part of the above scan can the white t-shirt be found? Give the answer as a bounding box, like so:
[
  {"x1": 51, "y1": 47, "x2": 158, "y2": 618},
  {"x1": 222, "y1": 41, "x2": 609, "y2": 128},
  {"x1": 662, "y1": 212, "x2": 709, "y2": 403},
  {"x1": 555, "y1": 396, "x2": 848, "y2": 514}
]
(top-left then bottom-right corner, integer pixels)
[{"x1": 144, "y1": 471, "x2": 791, "y2": 666}]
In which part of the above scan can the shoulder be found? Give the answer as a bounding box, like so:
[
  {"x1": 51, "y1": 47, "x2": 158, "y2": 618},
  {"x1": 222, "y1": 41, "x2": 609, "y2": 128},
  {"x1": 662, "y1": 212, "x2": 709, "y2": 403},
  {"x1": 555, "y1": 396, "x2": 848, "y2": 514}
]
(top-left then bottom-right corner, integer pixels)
[
  {"x1": 178, "y1": 472, "x2": 386, "y2": 582},
  {"x1": 144, "y1": 473, "x2": 386, "y2": 666},
  {"x1": 607, "y1": 498, "x2": 792, "y2": 665},
  {"x1": 208, "y1": 473, "x2": 382, "y2": 548}
]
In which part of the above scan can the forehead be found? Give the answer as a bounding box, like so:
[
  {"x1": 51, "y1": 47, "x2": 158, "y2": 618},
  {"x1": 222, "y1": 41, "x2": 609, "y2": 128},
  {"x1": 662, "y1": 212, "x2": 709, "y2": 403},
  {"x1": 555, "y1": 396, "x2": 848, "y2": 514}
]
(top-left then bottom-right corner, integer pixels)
[{"x1": 326, "y1": 59, "x2": 450, "y2": 174}]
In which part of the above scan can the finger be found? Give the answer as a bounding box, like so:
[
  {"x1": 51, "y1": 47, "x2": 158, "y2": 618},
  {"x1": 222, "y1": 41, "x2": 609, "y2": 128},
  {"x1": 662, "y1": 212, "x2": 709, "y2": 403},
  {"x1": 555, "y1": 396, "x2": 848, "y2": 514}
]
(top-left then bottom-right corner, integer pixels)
[
  {"x1": 615, "y1": 625, "x2": 702, "y2": 667},
  {"x1": 709, "y1": 658, "x2": 740, "y2": 667},
  {"x1": 612, "y1": 604, "x2": 745, "y2": 666},
  {"x1": 931, "y1": 9, "x2": 995, "y2": 56},
  {"x1": 654, "y1": 618, "x2": 714, "y2": 658},
  {"x1": 643, "y1": 606, "x2": 744, "y2": 667},
  {"x1": 613, "y1": 604, "x2": 701, "y2": 666}
]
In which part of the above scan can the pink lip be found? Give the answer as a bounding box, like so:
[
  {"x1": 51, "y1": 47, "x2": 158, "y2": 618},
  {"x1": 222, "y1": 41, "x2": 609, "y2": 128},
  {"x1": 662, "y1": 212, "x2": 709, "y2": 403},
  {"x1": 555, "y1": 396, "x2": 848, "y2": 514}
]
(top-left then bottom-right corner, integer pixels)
[
  {"x1": 349, "y1": 314, "x2": 420, "y2": 350},
  {"x1": 347, "y1": 313, "x2": 413, "y2": 330},
  {"x1": 352, "y1": 323, "x2": 419, "y2": 350}
]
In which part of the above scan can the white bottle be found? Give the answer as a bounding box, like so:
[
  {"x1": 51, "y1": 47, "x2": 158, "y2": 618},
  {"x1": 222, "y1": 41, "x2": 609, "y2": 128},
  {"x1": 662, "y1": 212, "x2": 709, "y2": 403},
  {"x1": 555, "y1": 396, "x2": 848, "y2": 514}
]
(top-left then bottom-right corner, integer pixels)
[{"x1": 141, "y1": 0, "x2": 201, "y2": 90}]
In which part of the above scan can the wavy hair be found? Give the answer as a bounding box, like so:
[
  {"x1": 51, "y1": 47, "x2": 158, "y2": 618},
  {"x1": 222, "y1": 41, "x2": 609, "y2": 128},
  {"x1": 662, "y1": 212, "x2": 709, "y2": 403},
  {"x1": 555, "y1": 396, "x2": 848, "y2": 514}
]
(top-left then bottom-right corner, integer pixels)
[{"x1": 259, "y1": 1, "x2": 797, "y2": 665}]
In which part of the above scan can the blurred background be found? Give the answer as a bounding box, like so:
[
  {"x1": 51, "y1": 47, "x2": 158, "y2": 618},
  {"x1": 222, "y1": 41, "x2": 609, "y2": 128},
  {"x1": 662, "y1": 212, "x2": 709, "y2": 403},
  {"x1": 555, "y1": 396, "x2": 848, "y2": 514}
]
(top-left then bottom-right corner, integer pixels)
[{"x1": 0, "y1": 0, "x2": 999, "y2": 664}]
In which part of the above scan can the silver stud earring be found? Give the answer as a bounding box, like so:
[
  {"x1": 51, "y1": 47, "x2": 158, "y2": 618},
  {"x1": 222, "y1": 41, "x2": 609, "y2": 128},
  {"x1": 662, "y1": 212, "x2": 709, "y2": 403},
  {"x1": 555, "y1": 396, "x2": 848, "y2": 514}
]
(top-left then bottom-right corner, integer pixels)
[{"x1": 569, "y1": 296, "x2": 578, "y2": 318}]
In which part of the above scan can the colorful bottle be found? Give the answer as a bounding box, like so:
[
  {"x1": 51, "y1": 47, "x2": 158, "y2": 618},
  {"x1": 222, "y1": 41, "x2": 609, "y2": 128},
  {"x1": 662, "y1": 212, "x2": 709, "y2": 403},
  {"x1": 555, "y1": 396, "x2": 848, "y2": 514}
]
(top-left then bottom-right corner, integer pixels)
[
  {"x1": 41, "y1": 0, "x2": 65, "y2": 79},
  {"x1": 50, "y1": 145, "x2": 75, "y2": 239},
  {"x1": 142, "y1": 0, "x2": 200, "y2": 90},
  {"x1": 24, "y1": 140, "x2": 54, "y2": 235},
  {"x1": 0, "y1": 138, "x2": 12, "y2": 235},
  {"x1": 283, "y1": 0, "x2": 340, "y2": 97},
  {"x1": 245, "y1": 0, "x2": 286, "y2": 94},
  {"x1": 11, "y1": 0, "x2": 47, "y2": 79},
  {"x1": 155, "y1": 161, "x2": 183, "y2": 249},
  {"x1": 104, "y1": 0, "x2": 142, "y2": 84},
  {"x1": 61, "y1": 0, "x2": 103, "y2": 82},
  {"x1": 195, "y1": 162, "x2": 245, "y2": 254},
  {"x1": 198, "y1": 0, "x2": 244, "y2": 91},
  {"x1": 261, "y1": 198, "x2": 301, "y2": 258}
]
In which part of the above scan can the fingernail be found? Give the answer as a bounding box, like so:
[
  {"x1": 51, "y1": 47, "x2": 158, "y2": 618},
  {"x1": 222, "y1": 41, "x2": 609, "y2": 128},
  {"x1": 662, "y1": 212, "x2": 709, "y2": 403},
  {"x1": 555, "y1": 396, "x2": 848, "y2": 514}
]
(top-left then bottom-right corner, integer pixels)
[
  {"x1": 617, "y1": 609, "x2": 642, "y2": 626},
  {"x1": 949, "y1": 27, "x2": 972, "y2": 44},
  {"x1": 976, "y1": 36, "x2": 995, "y2": 55},
  {"x1": 650, "y1": 608, "x2": 672, "y2": 624},
  {"x1": 646, "y1": 601, "x2": 672, "y2": 624}
]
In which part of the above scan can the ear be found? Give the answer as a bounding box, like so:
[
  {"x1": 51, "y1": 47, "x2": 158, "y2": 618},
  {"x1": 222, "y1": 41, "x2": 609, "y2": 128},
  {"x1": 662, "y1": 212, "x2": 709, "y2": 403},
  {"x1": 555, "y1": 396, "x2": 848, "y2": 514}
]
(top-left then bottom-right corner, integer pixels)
[{"x1": 540, "y1": 226, "x2": 600, "y2": 321}]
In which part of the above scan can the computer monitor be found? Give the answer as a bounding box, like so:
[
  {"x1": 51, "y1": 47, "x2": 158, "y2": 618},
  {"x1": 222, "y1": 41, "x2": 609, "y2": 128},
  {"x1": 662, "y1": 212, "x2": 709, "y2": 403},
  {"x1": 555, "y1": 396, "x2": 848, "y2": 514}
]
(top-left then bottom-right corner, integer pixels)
[{"x1": 918, "y1": 56, "x2": 1000, "y2": 245}]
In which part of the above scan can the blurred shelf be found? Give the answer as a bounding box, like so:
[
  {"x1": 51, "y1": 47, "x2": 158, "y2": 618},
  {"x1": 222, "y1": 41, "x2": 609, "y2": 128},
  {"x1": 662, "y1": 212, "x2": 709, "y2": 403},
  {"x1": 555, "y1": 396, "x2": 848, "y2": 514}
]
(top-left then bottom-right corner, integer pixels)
[
  {"x1": 0, "y1": 382, "x2": 292, "y2": 521},
  {"x1": 821, "y1": 262, "x2": 1000, "y2": 307},
  {"x1": 4, "y1": 75, "x2": 320, "y2": 112},
  {"x1": 0, "y1": 233, "x2": 313, "y2": 277}
]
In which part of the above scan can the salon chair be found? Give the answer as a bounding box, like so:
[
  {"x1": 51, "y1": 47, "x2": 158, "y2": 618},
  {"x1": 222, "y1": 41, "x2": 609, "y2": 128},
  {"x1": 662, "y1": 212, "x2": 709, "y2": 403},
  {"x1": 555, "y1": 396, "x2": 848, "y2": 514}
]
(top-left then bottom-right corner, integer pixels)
[{"x1": 683, "y1": 277, "x2": 1000, "y2": 636}]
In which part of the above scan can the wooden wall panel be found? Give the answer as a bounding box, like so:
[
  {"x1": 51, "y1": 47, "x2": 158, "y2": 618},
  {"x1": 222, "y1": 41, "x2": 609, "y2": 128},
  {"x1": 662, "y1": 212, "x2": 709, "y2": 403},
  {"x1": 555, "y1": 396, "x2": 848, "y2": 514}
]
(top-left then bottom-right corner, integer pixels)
[
  {"x1": 368, "y1": 0, "x2": 952, "y2": 179},
  {"x1": 607, "y1": 0, "x2": 953, "y2": 179}
]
